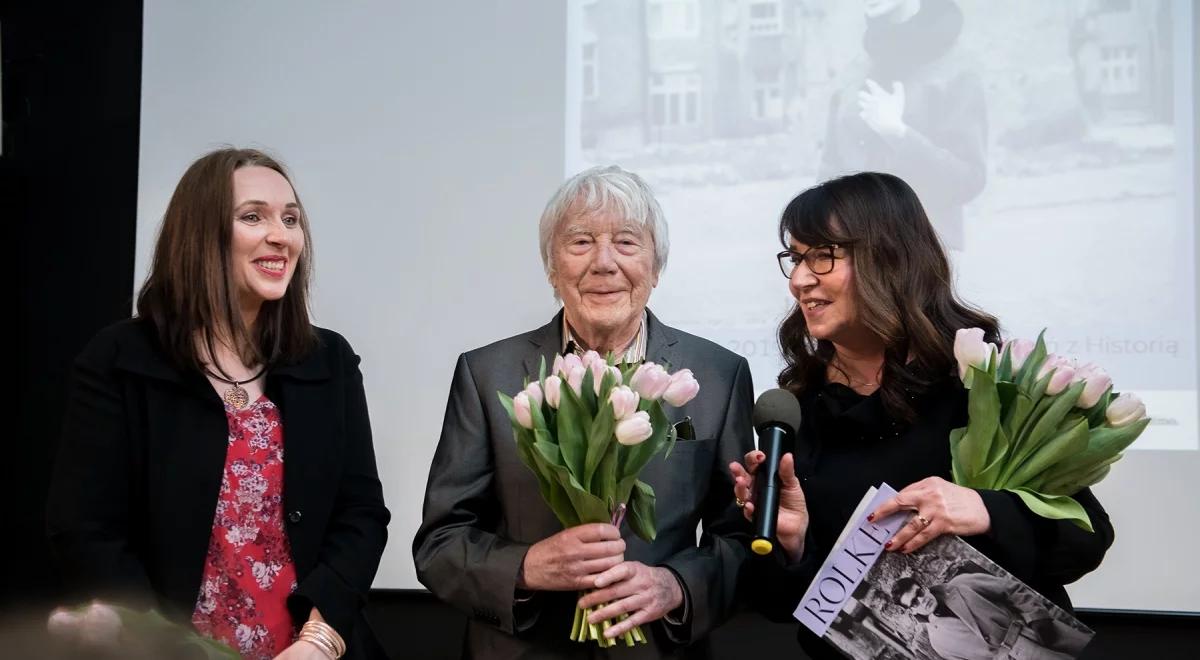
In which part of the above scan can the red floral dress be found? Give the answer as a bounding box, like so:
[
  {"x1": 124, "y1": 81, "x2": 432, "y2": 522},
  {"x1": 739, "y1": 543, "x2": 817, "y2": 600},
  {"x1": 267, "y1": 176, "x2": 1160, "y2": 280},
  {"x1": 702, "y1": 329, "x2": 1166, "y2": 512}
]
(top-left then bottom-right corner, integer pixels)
[{"x1": 192, "y1": 396, "x2": 299, "y2": 660}]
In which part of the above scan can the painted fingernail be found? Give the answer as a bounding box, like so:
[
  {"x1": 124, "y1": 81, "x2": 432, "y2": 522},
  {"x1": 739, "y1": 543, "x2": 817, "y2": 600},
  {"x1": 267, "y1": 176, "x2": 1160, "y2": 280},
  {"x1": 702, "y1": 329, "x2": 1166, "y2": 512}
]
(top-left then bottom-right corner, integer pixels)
[
  {"x1": 866, "y1": 513, "x2": 875, "y2": 522},
  {"x1": 884, "y1": 540, "x2": 893, "y2": 549}
]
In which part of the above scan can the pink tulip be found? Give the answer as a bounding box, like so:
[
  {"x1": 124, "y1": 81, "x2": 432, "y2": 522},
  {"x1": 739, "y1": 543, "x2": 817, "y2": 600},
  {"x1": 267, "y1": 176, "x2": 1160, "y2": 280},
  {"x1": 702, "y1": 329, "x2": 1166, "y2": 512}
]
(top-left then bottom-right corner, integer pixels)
[
  {"x1": 524, "y1": 381, "x2": 543, "y2": 407},
  {"x1": 1037, "y1": 354, "x2": 1076, "y2": 396},
  {"x1": 662, "y1": 369, "x2": 700, "y2": 406},
  {"x1": 1072, "y1": 363, "x2": 1112, "y2": 409},
  {"x1": 1106, "y1": 393, "x2": 1147, "y2": 428},
  {"x1": 609, "y1": 385, "x2": 641, "y2": 420},
  {"x1": 953, "y1": 328, "x2": 993, "y2": 380},
  {"x1": 630, "y1": 362, "x2": 672, "y2": 400},
  {"x1": 608, "y1": 365, "x2": 623, "y2": 385},
  {"x1": 513, "y1": 392, "x2": 534, "y2": 429},
  {"x1": 566, "y1": 365, "x2": 586, "y2": 396},
  {"x1": 588, "y1": 359, "x2": 608, "y2": 393},
  {"x1": 544, "y1": 375, "x2": 562, "y2": 409},
  {"x1": 591, "y1": 364, "x2": 622, "y2": 395},
  {"x1": 615, "y1": 411, "x2": 653, "y2": 446},
  {"x1": 1003, "y1": 338, "x2": 1035, "y2": 372},
  {"x1": 554, "y1": 353, "x2": 583, "y2": 379},
  {"x1": 581, "y1": 350, "x2": 602, "y2": 368}
]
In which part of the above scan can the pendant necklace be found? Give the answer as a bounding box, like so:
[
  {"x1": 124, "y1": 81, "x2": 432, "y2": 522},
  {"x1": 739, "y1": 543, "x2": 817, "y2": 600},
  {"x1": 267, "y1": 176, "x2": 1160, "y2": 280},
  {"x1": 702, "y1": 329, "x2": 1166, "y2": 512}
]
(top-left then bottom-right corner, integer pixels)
[{"x1": 204, "y1": 366, "x2": 267, "y2": 409}]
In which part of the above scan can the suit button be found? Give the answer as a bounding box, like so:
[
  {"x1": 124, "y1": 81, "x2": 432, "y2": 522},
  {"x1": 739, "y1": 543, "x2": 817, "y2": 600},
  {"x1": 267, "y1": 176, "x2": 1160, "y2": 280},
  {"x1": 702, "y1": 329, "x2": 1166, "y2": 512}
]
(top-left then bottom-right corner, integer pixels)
[{"x1": 288, "y1": 510, "x2": 302, "y2": 523}]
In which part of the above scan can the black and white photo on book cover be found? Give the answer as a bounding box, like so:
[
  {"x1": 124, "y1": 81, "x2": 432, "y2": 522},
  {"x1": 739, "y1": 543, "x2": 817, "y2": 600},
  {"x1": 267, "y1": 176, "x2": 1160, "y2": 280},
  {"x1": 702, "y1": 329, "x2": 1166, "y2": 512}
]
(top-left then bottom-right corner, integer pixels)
[{"x1": 795, "y1": 485, "x2": 1094, "y2": 659}]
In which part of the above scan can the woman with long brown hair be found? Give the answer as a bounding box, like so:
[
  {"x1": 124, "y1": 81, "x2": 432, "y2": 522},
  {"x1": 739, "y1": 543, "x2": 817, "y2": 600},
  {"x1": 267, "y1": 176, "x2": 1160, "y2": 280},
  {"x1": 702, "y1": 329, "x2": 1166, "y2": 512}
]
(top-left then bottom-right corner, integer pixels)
[
  {"x1": 730, "y1": 172, "x2": 1112, "y2": 659},
  {"x1": 47, "y1": 148, "x2": 389, "y2": 660}
]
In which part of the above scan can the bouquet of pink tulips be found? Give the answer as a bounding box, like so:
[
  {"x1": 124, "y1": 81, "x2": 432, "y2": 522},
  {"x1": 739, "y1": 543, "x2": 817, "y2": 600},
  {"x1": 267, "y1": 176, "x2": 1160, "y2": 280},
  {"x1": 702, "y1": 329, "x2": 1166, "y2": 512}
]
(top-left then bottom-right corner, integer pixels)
[
  {"x1": 498, "y1": 350, "x2": 699, "y2": 647},
  {"x1": 951, "y1": 329, "x2": 1149, "y2": 531}
]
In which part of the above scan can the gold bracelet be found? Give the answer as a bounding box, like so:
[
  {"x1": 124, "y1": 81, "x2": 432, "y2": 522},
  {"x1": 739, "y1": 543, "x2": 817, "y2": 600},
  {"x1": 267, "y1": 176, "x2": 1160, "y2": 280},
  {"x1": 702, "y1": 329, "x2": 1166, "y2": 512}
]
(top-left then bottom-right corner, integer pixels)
[
  {"x1": 302, "y1": 620, "x2": 346, "y2": 655},
  {"x1": 299, "y1": 632, "x2": 338, "y2": 659},
  {"x1": 300, "y1": 620, "x2": 346, "y2": 659}
]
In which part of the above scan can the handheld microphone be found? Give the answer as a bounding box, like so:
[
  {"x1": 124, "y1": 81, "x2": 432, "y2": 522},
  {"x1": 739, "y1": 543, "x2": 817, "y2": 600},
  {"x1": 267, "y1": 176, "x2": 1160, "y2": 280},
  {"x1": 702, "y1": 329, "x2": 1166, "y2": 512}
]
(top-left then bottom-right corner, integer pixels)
[{"x1": 749, "y1": 388, "x2": 803, "y2": 556}]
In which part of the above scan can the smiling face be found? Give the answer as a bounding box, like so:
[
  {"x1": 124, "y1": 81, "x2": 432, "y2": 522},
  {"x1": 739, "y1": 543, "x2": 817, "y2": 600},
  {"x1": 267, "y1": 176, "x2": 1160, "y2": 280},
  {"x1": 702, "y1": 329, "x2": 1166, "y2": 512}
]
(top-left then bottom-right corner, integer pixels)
[
  {"x1": 787, "y1": 238, "x2": 870, "y2": 348},
  {"x1": 548, "y1": 208, "x2": 658, "y2": 349},
  {"x1": 229, "y1": 166, "x2": 305, "y2": 320}
]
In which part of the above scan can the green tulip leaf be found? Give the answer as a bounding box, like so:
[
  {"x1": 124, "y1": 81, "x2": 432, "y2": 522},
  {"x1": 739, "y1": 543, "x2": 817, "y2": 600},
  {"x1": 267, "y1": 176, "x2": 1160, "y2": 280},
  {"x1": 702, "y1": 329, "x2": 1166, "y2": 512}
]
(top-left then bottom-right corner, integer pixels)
[
  {"x1": 1016, "y1": 330, "x2": 1049, "y2": 391},
  {"x1": 498, "y1": 392, "x2": 517, "y2": 426},
  {"x1": 1004, "y1": 416, "x2": 1089, "y2": 489},
  {"x1": 583, "y1": 403, "x2": 616, "y2": 490},
  {"x1": 556, "y1": 381, "x2": 591, "y2": 480},
  {"x1": 581, "y1": 368, "x2": 598, "y2": 415},
  {"x1": 958, "y1": 366, "x2": 1000, "y2": 479},
  {"x1": 1009, "y1": 488, "x2": 1093, "y2": 533},
  {"x1": 627, "y1": 480, "x2": 658, "y2": 542},
  {"x1": 996, "y1": 343, "x2": 1014, "y2": 382}
]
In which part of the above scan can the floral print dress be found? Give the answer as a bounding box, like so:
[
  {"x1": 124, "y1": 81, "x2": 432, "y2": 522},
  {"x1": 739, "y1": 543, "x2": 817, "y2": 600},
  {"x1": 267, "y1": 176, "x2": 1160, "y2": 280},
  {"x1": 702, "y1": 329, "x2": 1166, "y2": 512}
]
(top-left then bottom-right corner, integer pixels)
[{"x1": 192, "y1": 396, "x2": 298, "y2": 659}]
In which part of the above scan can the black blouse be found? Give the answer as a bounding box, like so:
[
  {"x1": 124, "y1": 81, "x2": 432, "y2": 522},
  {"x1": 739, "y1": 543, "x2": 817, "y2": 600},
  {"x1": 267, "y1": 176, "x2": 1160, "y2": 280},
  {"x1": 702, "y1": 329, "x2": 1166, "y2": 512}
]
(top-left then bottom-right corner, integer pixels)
[{"x1": 749, "y1": 375, "x2": 1114, "y2": 659}]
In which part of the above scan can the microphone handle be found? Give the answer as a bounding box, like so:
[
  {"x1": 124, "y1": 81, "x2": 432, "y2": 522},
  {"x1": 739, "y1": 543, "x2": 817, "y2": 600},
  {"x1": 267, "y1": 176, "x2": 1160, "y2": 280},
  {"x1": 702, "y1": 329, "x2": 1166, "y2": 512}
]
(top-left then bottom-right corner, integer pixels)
[{"x1": 751, "y1": 425, "x2": 787, "y2": 555}]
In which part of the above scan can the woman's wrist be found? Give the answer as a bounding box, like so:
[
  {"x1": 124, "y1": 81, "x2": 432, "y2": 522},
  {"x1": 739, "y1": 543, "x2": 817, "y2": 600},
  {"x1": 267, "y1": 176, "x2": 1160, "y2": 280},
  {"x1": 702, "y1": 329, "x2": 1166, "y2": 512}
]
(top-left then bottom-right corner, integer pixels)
[
  {"x1": 780, "y1": 533, "x2": 806, "y2": 564},
  {"x1": 298, "y1": 609, "x2": 345, "y2": 659}
]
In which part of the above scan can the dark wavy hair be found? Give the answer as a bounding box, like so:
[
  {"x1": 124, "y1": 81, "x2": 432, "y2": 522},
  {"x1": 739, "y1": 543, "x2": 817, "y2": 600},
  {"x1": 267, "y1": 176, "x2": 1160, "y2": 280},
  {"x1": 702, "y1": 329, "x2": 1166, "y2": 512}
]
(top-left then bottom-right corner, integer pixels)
[
  {"x1": 891, "y1": 576, "x2": 923, "y2": 605},
  {"x1": 776, "y1": 172, "x2": 1000, "y2": 422},
  {"x1": 136, "y1": 148, "x2": 316, "y2": 376}
]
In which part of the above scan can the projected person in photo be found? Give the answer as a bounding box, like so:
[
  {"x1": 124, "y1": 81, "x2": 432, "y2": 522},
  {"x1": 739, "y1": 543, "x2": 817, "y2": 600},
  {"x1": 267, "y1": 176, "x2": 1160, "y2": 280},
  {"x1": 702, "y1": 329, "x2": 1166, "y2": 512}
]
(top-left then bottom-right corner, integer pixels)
[
  {"x1": 47, "y1": 148, "x2": 391, "y2": 660},
  {"x1": 729, "y1": 172, "x2": 1111, "y2": 660},
  {"x1": 414, "y1": 165, "x2": 754, "y2": 659},
  {"x1": 893, "y1": 574, "x2": 1092, "y2": 660},
  {"x1": 819, "y1": 0, "x2": 987, "y2": 249}
]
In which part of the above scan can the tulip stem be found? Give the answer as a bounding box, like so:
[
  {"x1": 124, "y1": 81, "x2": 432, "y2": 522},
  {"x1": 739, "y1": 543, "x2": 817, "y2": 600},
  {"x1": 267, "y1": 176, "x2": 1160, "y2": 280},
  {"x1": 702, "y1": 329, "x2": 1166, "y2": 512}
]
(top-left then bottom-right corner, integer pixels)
[{"x1": 570, "y1": 597, "x2": 646, "y2": 646}]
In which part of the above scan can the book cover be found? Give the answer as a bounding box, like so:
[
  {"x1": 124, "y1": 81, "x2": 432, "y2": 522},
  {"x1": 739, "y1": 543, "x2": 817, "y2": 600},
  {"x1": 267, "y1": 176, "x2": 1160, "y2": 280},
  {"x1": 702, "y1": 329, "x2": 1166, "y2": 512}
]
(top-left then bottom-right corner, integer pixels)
[{"x1": 794, "y1": 484, "x2": 1094, "y2": 659}]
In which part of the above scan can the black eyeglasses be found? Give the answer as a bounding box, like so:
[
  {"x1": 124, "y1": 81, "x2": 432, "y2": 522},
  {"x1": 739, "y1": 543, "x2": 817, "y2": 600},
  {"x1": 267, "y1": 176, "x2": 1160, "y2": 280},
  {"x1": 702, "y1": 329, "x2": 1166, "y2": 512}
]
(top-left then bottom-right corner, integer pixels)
[{"x1": 776, "y1": 244, "x2": 845, "y2": 278}]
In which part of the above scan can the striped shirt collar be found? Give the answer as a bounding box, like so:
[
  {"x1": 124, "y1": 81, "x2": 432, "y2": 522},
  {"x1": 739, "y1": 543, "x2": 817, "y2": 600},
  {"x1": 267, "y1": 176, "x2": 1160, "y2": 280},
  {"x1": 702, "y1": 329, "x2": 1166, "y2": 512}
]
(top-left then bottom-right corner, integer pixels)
[{"x1": 561, "y1": 310, "x2": 648, "y2": 364}]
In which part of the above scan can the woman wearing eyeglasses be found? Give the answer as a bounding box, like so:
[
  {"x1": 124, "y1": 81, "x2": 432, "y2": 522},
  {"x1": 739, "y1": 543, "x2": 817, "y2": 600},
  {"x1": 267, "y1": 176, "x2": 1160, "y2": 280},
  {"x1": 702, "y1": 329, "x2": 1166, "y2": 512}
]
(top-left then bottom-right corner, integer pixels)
[{"x1": 728, "y1": 172, "x2": 1113, "y2": 659}]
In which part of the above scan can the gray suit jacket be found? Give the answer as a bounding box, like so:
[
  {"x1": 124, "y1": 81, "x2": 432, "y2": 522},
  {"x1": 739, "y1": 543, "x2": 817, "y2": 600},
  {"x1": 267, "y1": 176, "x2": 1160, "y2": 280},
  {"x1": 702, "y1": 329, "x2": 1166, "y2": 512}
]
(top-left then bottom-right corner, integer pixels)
[{"x1": 413, "y1": 310, "x2": 754, "y2": 659}]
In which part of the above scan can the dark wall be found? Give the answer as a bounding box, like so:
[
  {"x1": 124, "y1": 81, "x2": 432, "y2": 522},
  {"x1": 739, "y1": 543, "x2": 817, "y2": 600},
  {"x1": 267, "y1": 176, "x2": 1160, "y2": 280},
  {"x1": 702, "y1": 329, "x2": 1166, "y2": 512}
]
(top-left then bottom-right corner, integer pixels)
[{"x1": 3, "y1": 1, "x2": 1197, "y2": 657}]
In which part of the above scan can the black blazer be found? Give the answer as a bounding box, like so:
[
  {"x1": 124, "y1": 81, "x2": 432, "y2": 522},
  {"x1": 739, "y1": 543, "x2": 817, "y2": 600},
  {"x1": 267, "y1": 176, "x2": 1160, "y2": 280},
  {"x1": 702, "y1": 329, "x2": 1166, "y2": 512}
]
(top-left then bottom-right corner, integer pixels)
[
  {"x1": 46, "y1": 319, "x2": 390, "y2": 659},
  {"x1": 748, "y1": 375, "x2": 1113, "y2": 660}
]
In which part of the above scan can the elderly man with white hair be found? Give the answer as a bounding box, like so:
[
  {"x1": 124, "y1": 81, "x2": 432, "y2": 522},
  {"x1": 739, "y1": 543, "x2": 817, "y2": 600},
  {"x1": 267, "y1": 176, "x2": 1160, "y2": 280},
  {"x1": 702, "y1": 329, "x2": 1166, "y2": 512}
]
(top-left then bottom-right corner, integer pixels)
[{"x1": 414, "y1": 166, "x2": 754, "y2": 658}]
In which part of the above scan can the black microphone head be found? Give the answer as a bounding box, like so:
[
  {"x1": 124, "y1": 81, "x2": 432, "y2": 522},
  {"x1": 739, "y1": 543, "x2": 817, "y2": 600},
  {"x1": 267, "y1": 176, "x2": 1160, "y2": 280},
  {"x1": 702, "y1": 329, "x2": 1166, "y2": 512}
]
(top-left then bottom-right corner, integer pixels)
[{"x1": 752, "y1": 388, "x2": 803, "y2": 434}]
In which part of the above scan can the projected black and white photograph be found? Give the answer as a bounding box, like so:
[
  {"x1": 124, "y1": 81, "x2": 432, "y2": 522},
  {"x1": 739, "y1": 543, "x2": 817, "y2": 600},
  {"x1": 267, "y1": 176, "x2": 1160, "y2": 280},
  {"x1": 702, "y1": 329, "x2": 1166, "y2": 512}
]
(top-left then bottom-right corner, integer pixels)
[{"x1": 569, "y1": 0, "x2": 1195, "y2": 451}]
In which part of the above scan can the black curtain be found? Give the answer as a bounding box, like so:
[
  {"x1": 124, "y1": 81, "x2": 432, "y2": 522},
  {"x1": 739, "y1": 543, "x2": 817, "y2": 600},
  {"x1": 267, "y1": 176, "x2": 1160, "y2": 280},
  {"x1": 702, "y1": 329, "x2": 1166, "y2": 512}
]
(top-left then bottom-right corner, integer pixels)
[{"x1": 2, "y1": 0, "x2": 142, "y2": 611}]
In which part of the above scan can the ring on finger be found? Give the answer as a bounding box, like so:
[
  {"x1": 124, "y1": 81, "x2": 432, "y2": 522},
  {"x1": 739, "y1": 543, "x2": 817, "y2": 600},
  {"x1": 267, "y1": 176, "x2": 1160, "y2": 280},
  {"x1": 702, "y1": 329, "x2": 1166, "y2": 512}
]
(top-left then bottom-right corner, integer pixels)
[
  {"x1": 914, "y1": 513, "x2": 931, "y2": 528},
  {"x1": 735, "y1": 497, "x2": 746, "y2": 508}
]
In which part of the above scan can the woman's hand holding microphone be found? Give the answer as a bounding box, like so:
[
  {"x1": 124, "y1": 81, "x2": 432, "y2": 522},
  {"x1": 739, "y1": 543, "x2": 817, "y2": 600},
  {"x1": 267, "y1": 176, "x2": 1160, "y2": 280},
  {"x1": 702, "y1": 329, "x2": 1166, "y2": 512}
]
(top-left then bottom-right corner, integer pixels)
[{"x1": 730, "y1": 450, "x2": 810, "y2": 562}]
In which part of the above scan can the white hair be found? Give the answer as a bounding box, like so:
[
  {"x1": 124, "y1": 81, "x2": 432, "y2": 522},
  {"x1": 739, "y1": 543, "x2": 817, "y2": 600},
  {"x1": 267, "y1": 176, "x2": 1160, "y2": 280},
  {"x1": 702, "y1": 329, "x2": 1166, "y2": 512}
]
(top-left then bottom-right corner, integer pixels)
[{"x1": 538, "y1": 165, "x2": 670, "y2": 280}]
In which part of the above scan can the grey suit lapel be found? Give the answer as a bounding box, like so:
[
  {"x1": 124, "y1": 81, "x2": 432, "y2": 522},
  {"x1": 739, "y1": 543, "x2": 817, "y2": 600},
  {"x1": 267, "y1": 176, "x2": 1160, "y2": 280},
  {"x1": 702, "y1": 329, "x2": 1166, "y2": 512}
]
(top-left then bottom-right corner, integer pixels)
[
  {"x1": 522, "y1": 309, "x2": 566, "y2": 379},
  {"x1": 645, "y1": 308, "x2": 680, "y2": 369}
]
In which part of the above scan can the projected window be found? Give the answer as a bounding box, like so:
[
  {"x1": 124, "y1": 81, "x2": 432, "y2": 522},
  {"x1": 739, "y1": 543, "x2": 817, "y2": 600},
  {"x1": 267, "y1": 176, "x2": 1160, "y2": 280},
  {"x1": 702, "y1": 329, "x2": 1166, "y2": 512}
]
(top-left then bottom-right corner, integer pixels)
[
  {"x1": 1099, "y1": 45, "x2": 1139, "y2": 94},
  {"x1": 752, "y1": 67, "x2": 784, "y2": 120},
  {"x1": 648, "y1": 0, "x2": 700, "y2": 39},
  {"x1": 747, "y1": 1, "x2": 784, "y2": 36},
  {"x1": 650, "y1": 71, "x2": 701, "y2": 126},
  {"x1": 582, "y1": 42, "x2": 599, "y2": 100}
]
